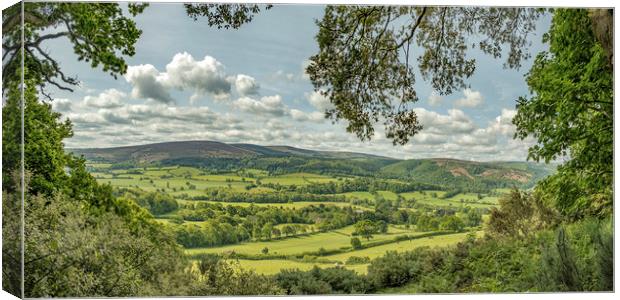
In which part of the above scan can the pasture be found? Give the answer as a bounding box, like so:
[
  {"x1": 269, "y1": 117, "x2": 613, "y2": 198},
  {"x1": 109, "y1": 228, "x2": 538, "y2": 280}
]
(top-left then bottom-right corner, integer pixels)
[{"x1": 185, "y1": 225, "x2": 423, "y2": 257}]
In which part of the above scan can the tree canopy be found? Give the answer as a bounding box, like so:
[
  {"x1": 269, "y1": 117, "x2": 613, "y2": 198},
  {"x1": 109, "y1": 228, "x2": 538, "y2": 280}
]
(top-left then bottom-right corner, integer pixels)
[
  {"x1": 513, "y1": 9, "x2": 613, "y2": 219},
  {"x1": 306, "y1": 6, "x2": 544, "y2": 144}
]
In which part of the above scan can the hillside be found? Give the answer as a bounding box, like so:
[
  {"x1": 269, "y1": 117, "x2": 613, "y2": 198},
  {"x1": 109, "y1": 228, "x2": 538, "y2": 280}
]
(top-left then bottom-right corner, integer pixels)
[
  {"x1": 71, "y1": 140, "x2": 393, "y2": 163},
  {"x1": 70, "y1": 140, "x2": 555, "y2": 189}
]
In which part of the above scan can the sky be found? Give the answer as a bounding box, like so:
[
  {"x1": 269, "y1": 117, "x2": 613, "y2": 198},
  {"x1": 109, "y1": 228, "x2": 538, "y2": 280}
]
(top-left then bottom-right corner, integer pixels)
[{"x1": 45, "y1": 3, "x2": 551, "y2": 161}]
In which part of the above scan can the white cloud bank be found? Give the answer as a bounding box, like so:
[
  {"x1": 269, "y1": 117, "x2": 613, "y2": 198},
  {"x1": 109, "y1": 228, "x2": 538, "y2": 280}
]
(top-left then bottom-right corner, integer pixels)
[{"x1": 455, "y1": 88, "x2": 483, "y2": 107}]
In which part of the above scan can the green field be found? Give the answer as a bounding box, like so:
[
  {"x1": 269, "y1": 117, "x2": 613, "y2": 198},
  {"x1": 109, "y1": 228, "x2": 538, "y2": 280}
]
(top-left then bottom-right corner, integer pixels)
[
  {"x1": 208, "y1": 231, "x2": 476, "y2": 276},
  {"x1": 185, "y1": 225, "x2": 424, "y2": 257},
  {"x1": 324, "y1": 231, "x2": 479, "y2": 261},
  {"x1": 234, "y1": 259, "x2": 369, "y2": 275},
  {"x1": 189, "y1": 200, "x2": 371, "y2": 210},
  {"x1": 260, "y1": 172, "x2": 341, "y2": 185}
]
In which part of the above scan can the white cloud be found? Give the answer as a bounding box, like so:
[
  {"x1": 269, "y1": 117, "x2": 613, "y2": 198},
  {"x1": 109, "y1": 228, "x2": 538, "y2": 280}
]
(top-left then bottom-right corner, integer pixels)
[
  {"x1": 428, "y1": 91, "x2": 442, "y2": 106},
  {"x1": 124, "y1": 64, "x2": 173, "y2": 103},
  {"x1": 162, "y1": 52, "x2": 231, "y2": 97},
  {"x1": 290, "y1": 109, "x2": 325, "y2": 122},
  {"x1": 52, "y1": 98, "x2": 72, "y2": 112},
  {"x1": 305, "y1": 90, "x2": 334, "y2": 111},
  {"x1": 454, "y1": 88, "x2": 483, "y2": 107},
  {"x1": 233, "y1": 95, "x2": 288, "y2": 117},
  {"x1": 63, "y1": 83, "x2": 532, "y2": 162},
  {"x1": 411, "y1": 132, "x2": 448, "y2": 145},
  {"x1": 83, "y1": 89, "x2": 126, "y2": 108},
  {"x1": 489, "y1": 108, "x2": 517, "y2": 136},
  {"x1": 414, "y1": 108, "x2": 476, "y2": 135},
  {"x1": 233, "y1": 74, "x2": 260, "y2": 96},
  {"x1": 124, "y1": 52, "x2": 233, "y2": 104}
]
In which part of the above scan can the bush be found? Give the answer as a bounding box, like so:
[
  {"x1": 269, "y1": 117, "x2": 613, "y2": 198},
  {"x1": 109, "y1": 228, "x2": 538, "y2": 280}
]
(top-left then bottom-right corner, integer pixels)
[
  {"x1": 345, "y1": 256, "x2": 370, "y2": 265},
  {"x1": 350, "y1": 237, "x2": 362, "y2": 249}
]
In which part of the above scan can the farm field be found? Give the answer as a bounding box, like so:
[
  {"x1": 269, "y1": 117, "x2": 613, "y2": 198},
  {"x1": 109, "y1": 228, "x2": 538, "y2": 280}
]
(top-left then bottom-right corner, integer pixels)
[
  {"x1": 323, "y1": 231, "x2": 481, "y2": 261},
  {"x1": 193, "y1": 231, "x2": 477, "y2": 276},
  {"x1": 185, "y1": 224, "x2": 425, "y2": 257},
  {"x1": 184, "y1": 200, "x2": 372, "y2": 211},
  {"x1": 234, "y1": 259, "x2": 369, "y2": 275}
]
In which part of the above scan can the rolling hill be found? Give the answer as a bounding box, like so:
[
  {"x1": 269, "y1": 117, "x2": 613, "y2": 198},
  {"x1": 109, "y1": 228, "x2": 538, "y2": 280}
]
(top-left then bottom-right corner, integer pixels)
[
  {"x1": 71, "y1": 140, "x2": 393, "y2": 163},
  {"x1": 70, "y1": 140, "x2": 556, "y2": 189}
]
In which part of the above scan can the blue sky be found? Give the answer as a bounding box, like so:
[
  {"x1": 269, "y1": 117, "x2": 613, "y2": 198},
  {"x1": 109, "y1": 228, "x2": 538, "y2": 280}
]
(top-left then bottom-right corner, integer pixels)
[{"x1": 47, "y1": 4, "x2": 551, "y2": 161}]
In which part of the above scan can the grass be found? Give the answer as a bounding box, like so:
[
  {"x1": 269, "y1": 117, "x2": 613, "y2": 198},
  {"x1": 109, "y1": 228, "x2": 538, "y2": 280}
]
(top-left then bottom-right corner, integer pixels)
[
  {"x1": 323, "y1": 231, "x2": 478, "y2": 261},
  {"x1": 260, "y1": 172, "x2": 339, "y2": 186},
  {"x1": 227, "y1": 259, "x2": 369, "y2": 275},
  {"x1": 185, "y1": 225, "x2": 421, "y2": 257},
  {"x1": 340, "y1": 191, "x2": 376, "y2": 201},
  {"x1": 188, "y1": 200, "x2": 369, "y2": 210},
  {"x1": 400, "y1": 191, "x2": 497, "y2": 208}
]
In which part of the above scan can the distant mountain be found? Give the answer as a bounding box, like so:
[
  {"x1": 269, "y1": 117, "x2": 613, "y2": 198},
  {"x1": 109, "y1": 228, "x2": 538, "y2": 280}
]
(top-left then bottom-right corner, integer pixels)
[
  {"x1": 70, "y1": 140, "x2": 556, "y2": 189},
  {"x1": 379, "y1": 158, "x2": 555, "y2": 189},
  {"x1": 69, "y1": 140, "x2": 394, "y2": 164}
]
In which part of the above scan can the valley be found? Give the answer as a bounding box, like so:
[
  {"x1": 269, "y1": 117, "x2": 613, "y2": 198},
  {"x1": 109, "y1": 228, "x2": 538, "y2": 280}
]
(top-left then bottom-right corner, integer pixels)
[{"x1": 76, "y1": 140, "x2": 554, "y2": 275}]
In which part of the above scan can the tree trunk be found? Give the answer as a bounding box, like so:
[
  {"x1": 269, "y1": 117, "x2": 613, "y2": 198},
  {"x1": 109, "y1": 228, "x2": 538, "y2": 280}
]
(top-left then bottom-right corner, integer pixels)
[{"x1": 589, "y1": 9, "x2": 613, "y2": 69}]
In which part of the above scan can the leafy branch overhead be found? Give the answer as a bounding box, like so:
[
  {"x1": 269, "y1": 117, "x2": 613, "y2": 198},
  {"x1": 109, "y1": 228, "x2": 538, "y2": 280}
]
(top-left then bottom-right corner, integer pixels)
[
  {"x1": 306, "y1": 6, "x2": 544, "y2": 145},
  {"x1": 2, "y1": 2, "x2": 146, "y2": 98},
  {"x1": 2, "y1": 2, "x2": 269, "y2": 99}
]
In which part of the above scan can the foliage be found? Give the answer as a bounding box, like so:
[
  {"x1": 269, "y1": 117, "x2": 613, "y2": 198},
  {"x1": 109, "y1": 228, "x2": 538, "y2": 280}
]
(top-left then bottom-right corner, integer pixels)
[
  {"x1": 121, "y1": 189, "x2": 179, "y2": 215},
  {"x1": 275, "y1": 266, "x2": 372, "y2": 294},
  {"x1": 369, "y1": 218, "x2": 612, "y2": 293},
  {"x1": 191, "y1": 256, "x2": 283, "y2": 295},
  {"x1": 2, "y1": 177, "x2": 193, "y2": 297},
  {"x1": 307, "y1": 6, "x2": 543, "y2": 144},
  {"x1": 2, "y1": 79, "x2": 71, "y2": 195},
  {"x1": 513, "y1": 9, "x2": 613, "y2": 219},
  {"x1": 350, "y1": 237, "x2": 363, "y2": 249},
  {"x1": 2, "y1": 2, "x2": 144, "y2": 96},
  {"x1": 185, "y1": 3, "x2": 271, "y2": 29},
  {"x1": 439, "y1": 215, "x2": 465, "y2": 232},
  {"x1": 537, "y1": 218, "x2": 613, "y2": 291},
  {"x1": 487, "y1": 189, "x2": 559, "y2": 238}
]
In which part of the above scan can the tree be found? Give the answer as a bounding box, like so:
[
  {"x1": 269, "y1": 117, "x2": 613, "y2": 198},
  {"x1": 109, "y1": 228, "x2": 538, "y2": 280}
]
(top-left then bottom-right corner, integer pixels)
[
  {"x1": 306, "y1": 6, "x2": 544, "y2": 144},
  {"x1": 513, "y1": 9, "x2": 613, "y2": 219},
  {"x1": 2, "y1": 78, "x2": 71, "y2": 195},
  {"x1": 2, "y1": 2, "x2": 146, "y2": 97},
  {"x1": 464, "y1": 209, "x2": 482, "y2": 227},
  {"x1": 350, "y1": 237, "x2": 362, "y2": 249},
  {"x1": 261, "y1": 222, "x2": 274, "y2": 240},
  {"x1": 2, "y1": 176, "x2": 192, "y2": 297},
  {"x1": 439, "y1": 215, "x2": 464, "y2": 232},
  {"x1": 261, "y1": 247, "x2": 269, "y2": 255},
  {"x1": 376, "y1": 220, "x2": 389, "y2": 234},
  {"x1": 354, "y1": 220, "x2": 376, "y2": 240},
  {"x1": 282, "y1": 225, "x2": 295, "y2": 236},
  {"x1": 184, "y1": 3, "x2": 271, "y2": 29},
  {"x1": 487, "y1": 189, "x2": 558, "y2": 238}
]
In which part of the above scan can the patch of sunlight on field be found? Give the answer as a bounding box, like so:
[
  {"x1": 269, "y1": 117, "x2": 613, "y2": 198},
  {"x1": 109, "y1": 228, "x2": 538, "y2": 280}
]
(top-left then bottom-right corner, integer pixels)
[
  {"x1": 234, "y1": 259, "x2": 369, "y2": 275},
  {"x1": 185, "y1": 225, "x2": 422, "y2": 257},
  {"x1": 260, "y1": 173, "x2": 339, "y2": 185},
  {"x1": 377, "y1": 191, "x2": 398, "y2": 200},
  {"x1": 400, "y1": 191, "x2": 496, "y2": 209},
  {"x1": 234, "y1": 259, "x2": 334, "y2": 274},
  {"x1": 340, "y1": 191, "x2": 375, "y2": 201},
  {"x1": 324, "y1": 231, "x2": 481, "y2": 261}
]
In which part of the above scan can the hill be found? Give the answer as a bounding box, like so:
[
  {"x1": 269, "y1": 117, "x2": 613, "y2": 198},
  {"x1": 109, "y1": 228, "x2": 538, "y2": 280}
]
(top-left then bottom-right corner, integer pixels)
[{"x1": 70, "y1": 140, "x2": 555, "y2": 190}]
